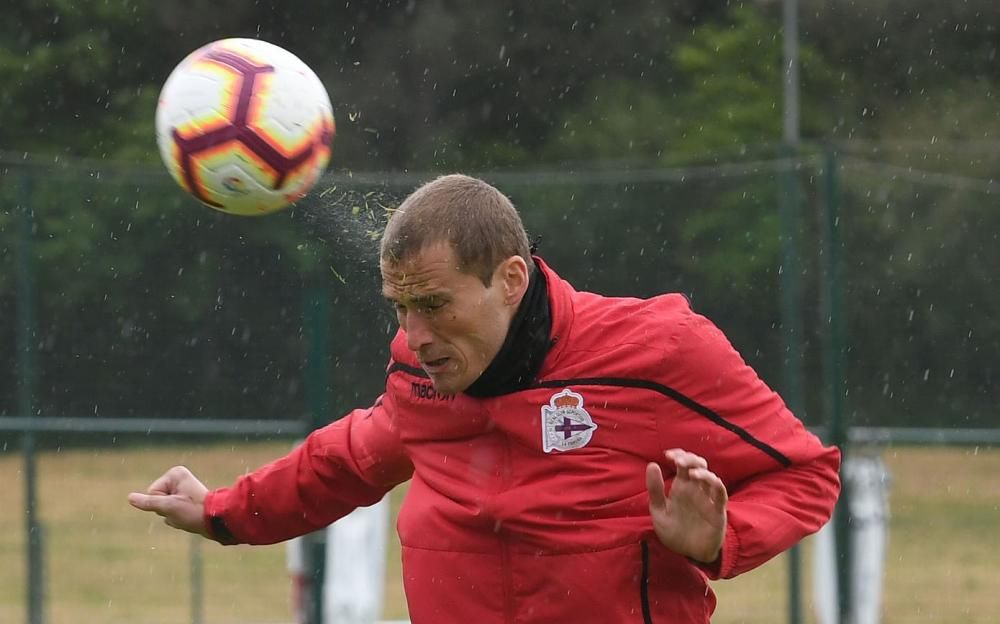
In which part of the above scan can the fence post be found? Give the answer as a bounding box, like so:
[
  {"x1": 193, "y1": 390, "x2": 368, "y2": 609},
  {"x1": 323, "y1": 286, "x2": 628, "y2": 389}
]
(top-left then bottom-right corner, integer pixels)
[
  {"x1": 16, "y1": 170, "x2": 45, "y2": 624},
  {"x1": 779, "y1": 147, "x2": 805, "y2": 624},
  {"x1": 303, "y1": 283, "x2": 332, "y2": 624},
  {"x1": 191, "y1": 535, "x2": 203, "y2": 624},
  {"x1": 820, "y1": 147, "x2": 852, "y2": 622}
]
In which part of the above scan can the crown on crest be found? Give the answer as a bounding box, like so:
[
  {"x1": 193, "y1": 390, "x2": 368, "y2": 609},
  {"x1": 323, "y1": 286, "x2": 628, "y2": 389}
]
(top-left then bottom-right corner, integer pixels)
[{"x1": 553, "y1": 393, "x2": 581, "y2": 408}]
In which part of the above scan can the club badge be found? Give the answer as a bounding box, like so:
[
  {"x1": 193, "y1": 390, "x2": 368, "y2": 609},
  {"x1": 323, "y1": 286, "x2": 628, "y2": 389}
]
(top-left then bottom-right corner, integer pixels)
[{"x1": 541, "y1": 389, "x2": 597, "y2": 453}]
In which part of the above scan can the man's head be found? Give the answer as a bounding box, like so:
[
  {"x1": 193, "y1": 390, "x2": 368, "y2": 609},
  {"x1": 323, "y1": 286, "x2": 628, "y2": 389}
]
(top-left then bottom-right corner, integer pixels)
[{"x1": 379, "y1": 175, "x2": 533, "y2": 394}]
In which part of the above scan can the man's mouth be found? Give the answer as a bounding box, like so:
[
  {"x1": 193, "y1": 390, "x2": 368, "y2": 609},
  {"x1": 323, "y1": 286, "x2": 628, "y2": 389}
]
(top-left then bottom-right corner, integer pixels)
[{"x1": 420, "y1": 357, "x2": 450, "y2": 373}]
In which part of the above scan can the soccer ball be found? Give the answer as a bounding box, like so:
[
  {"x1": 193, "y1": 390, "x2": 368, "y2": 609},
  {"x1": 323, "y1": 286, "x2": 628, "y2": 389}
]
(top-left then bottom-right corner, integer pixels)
[{"x1": 155, "y1": 38, "x2": 335, "y2": 216}]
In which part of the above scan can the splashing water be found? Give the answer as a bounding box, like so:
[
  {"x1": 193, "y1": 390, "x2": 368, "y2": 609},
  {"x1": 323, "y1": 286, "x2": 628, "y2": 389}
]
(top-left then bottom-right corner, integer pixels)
[{"x1": 296, "y1": 182, "x2": 407, "y2": 287}]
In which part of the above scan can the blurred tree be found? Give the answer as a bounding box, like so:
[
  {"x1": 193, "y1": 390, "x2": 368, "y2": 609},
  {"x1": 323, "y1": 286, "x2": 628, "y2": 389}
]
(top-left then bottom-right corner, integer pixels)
[
  {"x1": 830, "y1": 82, "x2": 1000, "y2": 428},
  {"x1": 3, "y1": 0, "x2": 1000, "y2": 428},
  {"x1": 535, "y1": 7, "x2": 841, "y2": 311},
  {"x1": 320, "y1": 0, "x2": 718, "y2": 169},
  {"x1": 0, "y1": 0, "x2": 737, "y2": 167},
  {"x1": 0, "y1": 0, "x2": 168, "y2": 159},
  {"x1": 800, "y1": 0, "x2": 1000, "y2": 140},
  {"x1": 3, "y1": 0, "x2": 999, "y2": 166},
  {"x1": 544, "y1": 6, "x2": 846, "y2": 162}
]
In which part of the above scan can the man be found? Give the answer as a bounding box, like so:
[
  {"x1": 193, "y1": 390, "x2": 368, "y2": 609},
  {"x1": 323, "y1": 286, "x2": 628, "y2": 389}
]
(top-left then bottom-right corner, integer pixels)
[{"x1": 130, "y1": 174, "x2": 840, "y2": 623}]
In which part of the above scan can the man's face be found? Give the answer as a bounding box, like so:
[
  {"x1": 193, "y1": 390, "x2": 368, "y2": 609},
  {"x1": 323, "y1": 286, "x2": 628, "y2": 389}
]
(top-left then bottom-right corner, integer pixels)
[{"x1": 381, "y1": 242, "x2": 525, "y2": 395}]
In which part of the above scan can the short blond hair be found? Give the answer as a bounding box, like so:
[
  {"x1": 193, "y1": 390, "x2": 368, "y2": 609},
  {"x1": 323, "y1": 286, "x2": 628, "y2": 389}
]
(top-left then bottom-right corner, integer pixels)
[{"x1": 380, "y1": 174, "x2": 532, "y2": 285}]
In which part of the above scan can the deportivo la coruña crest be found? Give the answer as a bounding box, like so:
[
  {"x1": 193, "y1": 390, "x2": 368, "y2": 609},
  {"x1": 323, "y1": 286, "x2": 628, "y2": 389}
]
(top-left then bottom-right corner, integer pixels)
[{"x1": 541, "y1": 389, "x2": 597, "y2": 453}]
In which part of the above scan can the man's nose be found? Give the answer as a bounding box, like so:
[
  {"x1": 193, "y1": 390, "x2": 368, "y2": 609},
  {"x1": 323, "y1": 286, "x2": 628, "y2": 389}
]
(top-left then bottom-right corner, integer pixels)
[{"x1": 404, "y1": 313, "x2": 434, "y2": 352}]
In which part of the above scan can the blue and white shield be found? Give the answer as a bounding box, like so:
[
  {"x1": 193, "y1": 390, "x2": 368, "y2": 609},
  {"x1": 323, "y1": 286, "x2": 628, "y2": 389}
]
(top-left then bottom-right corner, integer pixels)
[{"x1": 541, "y1": 389, "x2": 597, "y2": 453}]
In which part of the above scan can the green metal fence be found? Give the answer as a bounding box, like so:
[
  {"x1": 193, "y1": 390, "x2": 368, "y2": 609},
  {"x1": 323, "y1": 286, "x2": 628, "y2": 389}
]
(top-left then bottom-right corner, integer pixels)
[{"x1": 2, "y1": 146, "x2": 999, "y2": 623}]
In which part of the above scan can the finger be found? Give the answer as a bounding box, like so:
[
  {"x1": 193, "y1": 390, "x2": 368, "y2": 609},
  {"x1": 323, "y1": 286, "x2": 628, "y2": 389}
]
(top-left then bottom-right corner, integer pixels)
[
  {"x1": 665, "y1": 450, "x2": 709, "y2": 483},
  {"x1": 128, "y1": 492, "x2": 171, "y2": 516},
  {"x1": 686, "y1": 467, "x2": 722, "y2": 484},
  {"x1": 146, "y1": 474, "x2": 178, "y2": 496},
  {"x1": 146, "y1": 466, "x2": 190, "y2": 496},
  {"x1": 664, "y1": 449, "x2": 708, "y2": 471},
  {"x1": 687, "y1": 468, "x2": 729, "y2": 509},
  {"x1": 645, "y1": 462, "x2": 667, "y2": 507}
]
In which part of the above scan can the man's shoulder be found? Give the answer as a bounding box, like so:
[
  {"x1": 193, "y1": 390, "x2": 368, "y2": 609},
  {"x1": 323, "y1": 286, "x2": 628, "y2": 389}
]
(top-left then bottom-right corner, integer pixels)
[
  {"x1": 572, "y1": 289, "x2": 697, "y2": 334},
  {"x1": 551, "y1": 290, "x2": 705, "y2": 379},
  {"x1": 559, "y1": 290, "x2": 744, "y2": 390}
]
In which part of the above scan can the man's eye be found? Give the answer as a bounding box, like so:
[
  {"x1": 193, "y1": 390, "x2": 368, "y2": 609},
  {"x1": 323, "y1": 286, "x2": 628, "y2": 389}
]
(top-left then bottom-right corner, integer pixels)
[{"x1": 389, "y1": 300, "x2": 443, "y2": 316}]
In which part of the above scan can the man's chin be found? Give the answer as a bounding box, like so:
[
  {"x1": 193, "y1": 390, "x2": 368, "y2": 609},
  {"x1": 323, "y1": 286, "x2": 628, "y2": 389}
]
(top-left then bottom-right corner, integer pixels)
[{"x1": 426, "y1": 374, "x2": 465, "y2": 397}]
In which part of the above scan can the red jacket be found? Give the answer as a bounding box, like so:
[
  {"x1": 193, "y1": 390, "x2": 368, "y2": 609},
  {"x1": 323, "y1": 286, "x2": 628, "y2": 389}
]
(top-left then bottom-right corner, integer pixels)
[{"x1": 204, "y1": 258, "x2": 841, "y2": 623}]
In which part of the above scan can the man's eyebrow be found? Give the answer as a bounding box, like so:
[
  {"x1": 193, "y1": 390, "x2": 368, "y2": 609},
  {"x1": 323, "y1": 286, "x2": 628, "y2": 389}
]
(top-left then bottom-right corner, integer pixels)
[{"x1": 384, "y1": 293, "x2": 446, "y2": 305}]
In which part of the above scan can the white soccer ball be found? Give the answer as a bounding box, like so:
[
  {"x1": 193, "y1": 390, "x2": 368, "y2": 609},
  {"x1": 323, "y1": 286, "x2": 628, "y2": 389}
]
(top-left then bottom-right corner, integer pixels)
[{"x1": 155, "y1": 38, "x2": 335, "y2": 216}]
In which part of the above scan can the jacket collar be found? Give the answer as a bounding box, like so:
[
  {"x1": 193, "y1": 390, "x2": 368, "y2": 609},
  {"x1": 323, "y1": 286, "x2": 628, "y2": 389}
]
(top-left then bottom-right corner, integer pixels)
[
  {"x1": 464, "y1": 258, "x2": 552, "y2": 398},
  {"x1": 462, "y1": 256, "x2": 574, "y2": 397},
  {"x1": 532, "y1": 256, "x2": 574, "y2": 379}
]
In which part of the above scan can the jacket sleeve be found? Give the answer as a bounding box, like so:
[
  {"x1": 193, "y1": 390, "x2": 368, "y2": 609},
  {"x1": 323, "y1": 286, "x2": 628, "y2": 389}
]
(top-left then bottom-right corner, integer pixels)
[
  {"x1": 669, "y1": 312, "x2": 842, "y2": 580},
  {"x1": 202, "y1": 391, "x2": 412, "y2": 545}
]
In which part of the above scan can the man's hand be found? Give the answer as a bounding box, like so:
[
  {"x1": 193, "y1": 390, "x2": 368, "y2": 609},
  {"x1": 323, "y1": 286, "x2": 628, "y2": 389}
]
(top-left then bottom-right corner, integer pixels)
[
  {"x1": 646, "y1": 448, "x2": 728, "y2": 563},
  {"x1": 128, "y1": 466, "x2": 210, "y2": 538}
]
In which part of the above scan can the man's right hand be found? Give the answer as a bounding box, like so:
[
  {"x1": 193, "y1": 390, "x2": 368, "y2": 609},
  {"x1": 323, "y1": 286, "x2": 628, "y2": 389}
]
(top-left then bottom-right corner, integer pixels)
[{"x1": 128, "y1": 466, "x2": 210, "y2": 538}]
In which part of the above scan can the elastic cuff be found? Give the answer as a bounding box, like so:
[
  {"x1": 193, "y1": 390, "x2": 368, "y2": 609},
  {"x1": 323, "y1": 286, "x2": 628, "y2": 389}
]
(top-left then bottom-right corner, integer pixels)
[
  {"x1": 714, "y1": 521, "x2": 740, "y2": 579},
  {"x1": 202, "y1": 489, "x2": 238, "y2": 545},
  {"x1": 690, "y1": 522, "x2": 738, "y2": 580},
  {"x1": 209, "y1": 515, "x2": 238, "y2": 545}
]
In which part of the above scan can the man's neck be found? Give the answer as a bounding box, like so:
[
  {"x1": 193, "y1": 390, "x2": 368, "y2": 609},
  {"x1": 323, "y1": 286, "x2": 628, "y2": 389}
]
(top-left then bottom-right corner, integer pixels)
[{"x1": 464, "y1": 262, "x2": 552, "y2": 398}]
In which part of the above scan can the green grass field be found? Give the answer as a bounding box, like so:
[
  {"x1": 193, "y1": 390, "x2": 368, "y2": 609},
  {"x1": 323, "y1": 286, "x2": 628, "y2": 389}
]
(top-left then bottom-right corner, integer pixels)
[{"x1": 0, "y1": 443, "x2": 997, "y2": 623}]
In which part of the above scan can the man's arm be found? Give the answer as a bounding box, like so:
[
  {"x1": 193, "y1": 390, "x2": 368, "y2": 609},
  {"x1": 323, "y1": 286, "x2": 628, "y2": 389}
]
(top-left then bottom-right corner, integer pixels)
[
  {"x1": 701, "y1": 432, "x2": 839, "y2": 579},
  {"x1": 130, "y1": 394, "x2": 412, "y2": 545},
  {"x1": 652, "y1": 312, "x2": 841, "y2": 579}
]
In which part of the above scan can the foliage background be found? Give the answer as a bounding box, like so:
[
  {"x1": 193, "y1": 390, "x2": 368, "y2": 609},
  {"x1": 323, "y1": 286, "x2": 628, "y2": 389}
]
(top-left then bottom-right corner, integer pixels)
[
  {"x1": 4, "y1": 0, "x2": 999, "y2": 430},
  {"x1": 2, "y1": 2, "x2": 999, "y2": 623}
]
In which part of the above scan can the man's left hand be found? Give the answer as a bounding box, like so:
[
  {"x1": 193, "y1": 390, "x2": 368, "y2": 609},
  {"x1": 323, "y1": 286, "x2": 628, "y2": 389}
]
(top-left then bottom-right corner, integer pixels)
[{"x1": 645, "y1": 448, "x2": 728, "y2": 563}]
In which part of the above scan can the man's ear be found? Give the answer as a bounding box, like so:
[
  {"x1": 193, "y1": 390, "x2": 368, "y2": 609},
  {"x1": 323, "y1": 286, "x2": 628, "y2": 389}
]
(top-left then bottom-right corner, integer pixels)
[{"x1": 498, "y1": 256, "x2": 530, "y2": 306}]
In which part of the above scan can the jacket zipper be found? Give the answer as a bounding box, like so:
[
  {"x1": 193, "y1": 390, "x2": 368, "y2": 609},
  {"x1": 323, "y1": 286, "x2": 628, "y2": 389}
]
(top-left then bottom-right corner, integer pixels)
[{"x1": 640, "y1": 540, "x2": 653, "y2": 624}]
